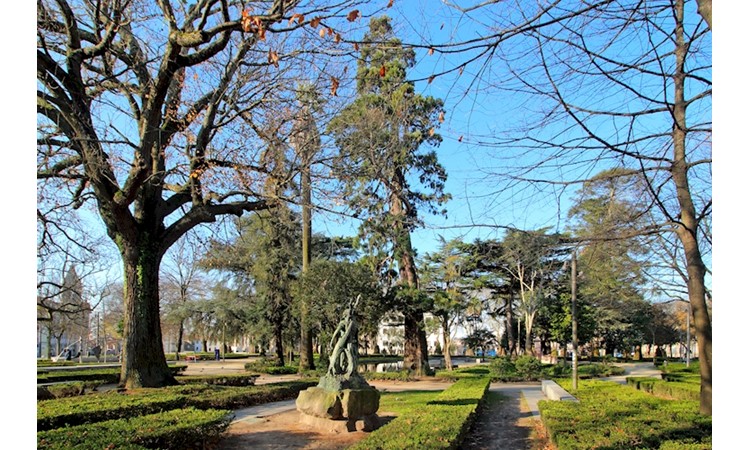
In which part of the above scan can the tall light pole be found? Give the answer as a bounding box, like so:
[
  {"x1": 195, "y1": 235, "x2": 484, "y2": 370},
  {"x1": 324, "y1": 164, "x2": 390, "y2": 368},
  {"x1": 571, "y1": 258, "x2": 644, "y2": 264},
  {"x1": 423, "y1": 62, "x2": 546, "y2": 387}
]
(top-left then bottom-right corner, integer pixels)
[{"x1": 571, "y1": 248, "x2": 579, "y2": 391}]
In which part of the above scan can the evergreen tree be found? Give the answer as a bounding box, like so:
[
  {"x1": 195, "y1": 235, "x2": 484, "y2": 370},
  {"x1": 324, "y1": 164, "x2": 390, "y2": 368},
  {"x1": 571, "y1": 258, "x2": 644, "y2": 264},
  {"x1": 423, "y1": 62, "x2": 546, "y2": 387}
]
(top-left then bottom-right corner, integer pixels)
[{"x1": 328, "y1": 16, "x2": 449, "y2": 376}]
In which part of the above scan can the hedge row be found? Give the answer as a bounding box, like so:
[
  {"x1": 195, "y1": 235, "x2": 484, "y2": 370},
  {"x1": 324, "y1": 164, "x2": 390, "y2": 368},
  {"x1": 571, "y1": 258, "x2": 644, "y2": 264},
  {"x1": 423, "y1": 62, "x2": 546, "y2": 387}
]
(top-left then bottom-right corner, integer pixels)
[
  {"x1": 37, "y1": 365, "x2": 187, "y2": 384},
  {"x1": 626, "y1": 376, "x2": 701, "y2": 401},
  {"x1": 165, "y1": 352, "x2": 252, "y2": 361},
  {"x1": 538, "y1": 379, "x2": 711, "y2": 449},
  {"x1": 434, "y1": 367, "x2": 490, "y2": 381},
  {"x1": 37, "y1": 381, "x2": 105, "y2": 400},
  {"x1": 362, "y1": 370, "x2": 416, "y2": 382},
  {"x1": 38, "y1": 391, "x2": 188, "y2": 431},
  {"x1": 175, "y1": 373, "x2": 261, "y2": 386},
  {"x1": 37, "y1": 407, "x2": 231, "y2": 450},
  {"x1": 38, "y1": 380, "x2": 317, "y2": 431},
  {"x1": 349, "y1": 376, "x2": 491, "y2": 450}
]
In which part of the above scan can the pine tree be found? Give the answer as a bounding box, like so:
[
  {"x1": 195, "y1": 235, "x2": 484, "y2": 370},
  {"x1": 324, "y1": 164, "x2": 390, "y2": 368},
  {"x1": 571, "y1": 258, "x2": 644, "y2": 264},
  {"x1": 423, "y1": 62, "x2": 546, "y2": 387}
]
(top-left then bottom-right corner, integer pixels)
[{"x1": 328, "y1": 16, "x2": 449, "y2": 376}]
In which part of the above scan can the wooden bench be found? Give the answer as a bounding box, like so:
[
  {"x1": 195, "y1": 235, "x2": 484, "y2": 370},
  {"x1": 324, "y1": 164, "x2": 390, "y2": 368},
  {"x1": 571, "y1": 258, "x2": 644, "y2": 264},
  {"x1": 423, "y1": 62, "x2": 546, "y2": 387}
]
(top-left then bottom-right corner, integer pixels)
[{"x1": 184, "y1": 355, "x2": 198, "y2": 362}]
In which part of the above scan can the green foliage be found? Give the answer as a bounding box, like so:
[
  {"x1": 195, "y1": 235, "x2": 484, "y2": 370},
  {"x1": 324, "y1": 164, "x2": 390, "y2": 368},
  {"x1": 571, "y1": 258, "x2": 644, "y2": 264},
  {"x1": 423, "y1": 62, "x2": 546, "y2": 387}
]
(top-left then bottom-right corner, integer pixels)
[
  {"x1": 37, "y1": 407, "x2": 231, "y2": 450},
  {"x1": 514, "y1": 355, "x2": 543, "y2": 380},
  {"x1": 175, "y1": 373, "x2": 260, "y2": 386},
  {"x1": 37, "y1": 365, "x2": 186, "y2": 384},
  {"x1": 350, "y1": 377, "x2": 490, "y2": 450},
  {"x1": 627, "y1": 377, "x2": 700, "y2": 401},
  {"x1": 243, "y1": 360, "x2": 298, "y2": 374},
  {"x1": 37, "y1": 391, "x2": 189, "y2": 431},
  {"x1": 165, "y1": 352, "x2": 251, "y2": 361},
  {"x1": 378, "y1": 390, "x2": 441, "y2": 415},
  {"x1": 38, "y1": 380, "x2": 317, "y2": 433},
  {"x1": 363, "y1": 370, "x2": 415, "y2": 382},
  {"x1": 292, "y1": 259, "x2": 385, "y2": 338},
  {"x1": 489, "y1": 355, "x2": 544, "y2": 381},
  {"x1": 538, "y1": 380, "x2": 711, "y2": 449},
  {"x1": 176, "y1": 380, "x2": 318, "y2": 410},
  {"x1": 37, "y1": 381, "x2": 103, "y2": 400},
  {"x1": 434, "y1": 366, "x2": 490, "y2": 381}
]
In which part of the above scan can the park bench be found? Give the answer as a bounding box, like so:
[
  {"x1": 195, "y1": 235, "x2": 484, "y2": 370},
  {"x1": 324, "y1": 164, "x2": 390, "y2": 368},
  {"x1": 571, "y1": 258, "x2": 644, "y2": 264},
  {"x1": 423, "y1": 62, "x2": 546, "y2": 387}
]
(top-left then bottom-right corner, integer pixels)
[
  {"x1": 541, "y1": 380, "x2": 579, "y2": 402},
  {"x1": 184, "y1": 355, "x2": 198, "y2": 362}
]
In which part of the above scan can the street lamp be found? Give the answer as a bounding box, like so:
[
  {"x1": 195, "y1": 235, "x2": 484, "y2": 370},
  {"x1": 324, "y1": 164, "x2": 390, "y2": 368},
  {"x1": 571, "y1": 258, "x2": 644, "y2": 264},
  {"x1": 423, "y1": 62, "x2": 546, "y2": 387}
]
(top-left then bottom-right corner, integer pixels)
[{"x1": 570, "y1": 248, "x2": 579, "y2": 391}]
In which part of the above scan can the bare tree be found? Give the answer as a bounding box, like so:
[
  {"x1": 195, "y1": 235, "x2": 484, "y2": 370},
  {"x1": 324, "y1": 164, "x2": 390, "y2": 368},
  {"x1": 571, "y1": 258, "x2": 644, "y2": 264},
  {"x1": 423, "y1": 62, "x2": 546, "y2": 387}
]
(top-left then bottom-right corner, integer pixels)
[
  {"x1": 37, "y1": 0, "x2": 375, "y2": 388},
  {"x1": 422, "y1": 0, "x2": 712, "y2": 413}
]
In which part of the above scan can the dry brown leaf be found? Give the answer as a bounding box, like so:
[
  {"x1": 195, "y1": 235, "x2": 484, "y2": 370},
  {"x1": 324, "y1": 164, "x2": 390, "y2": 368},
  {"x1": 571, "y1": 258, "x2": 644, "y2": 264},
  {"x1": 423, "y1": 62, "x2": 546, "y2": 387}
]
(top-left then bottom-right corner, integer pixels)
[
  {"x1": 379, "y1": 65, "x2": 386, "y2": 77},
  {"x1": 458, "y1": 135, "x2": 463, "y2": 142},
  {"x1": 428, "y1": 128, "x2": 435, "y2": 137},
  {"x1": 428, "y1": 47, "x2": 434, "y2": 56},
  {"x1": 330, "y1": 77, "x2": 340, "y2": 96},
  {"x1": 353, "y1": 42, "x2": 359, "y2": 51},
  {"x1": 319, "y1": 27, "x2": 326, "y2": 38},
  {"x1": 310, "y1": 17, "x2": 322, "y2": 28},
  {"x1": 438, "y1": 111, "x2": 444, "y2": 123},
  {"x1": 428, "y1": 75, "x2": 435, "y2": 84},
  {"x1": 334, "y1": 33, "x2": 342, "y2": 43},
  {"x1": 347, "y1": 10, "x2": 360, "y2": 22},
  {"x1": 387, "y1": 0, "x2": 395, "y2": 7},
  {"x1": 268, "y1": 49, "x2": 279, "y2": 68}
]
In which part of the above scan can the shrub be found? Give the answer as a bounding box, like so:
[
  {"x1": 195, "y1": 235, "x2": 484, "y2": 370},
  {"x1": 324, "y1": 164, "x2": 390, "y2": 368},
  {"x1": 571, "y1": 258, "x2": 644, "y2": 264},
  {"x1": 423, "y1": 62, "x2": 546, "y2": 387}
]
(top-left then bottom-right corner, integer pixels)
[
  {"x1": 38, "y1": 380, "x2": 317, "y2": 432},
  {"x1": 37, "y1": 391, "x2": 188, "y2": 431},
  {"x1": 37, "y1": 407, "x2": 231, "y2": 450},
  {"x1": 538, "y1": 379, "x2": 711, "y2": 449},
  {"x1": 363, "y1": 370, "x2": 414, "y2": 382},
  {"x1": 244, "y1": 359, "x2": 299, "y2": 374},
  {"x1": 37, "y1": 381, "x2": 105, "y2": 400},
  {"x1": 350, "y1": 377, "x2": 490, "y2": 450},
  {"x1": 514, "y1": 355, "x2": 543, "y2": 380},
  {"x1": 176, "y1": 373, "x2": 260, "y2": 386},
  {"x1": 627, "y1": 376, "x2": 700, "y2": 401},
  {"x1": 434, "y1": 366, "x2": 490, "y2": 381},
  {"x1": 488, "y1": 355, "x2": 545, "y2": 381}
]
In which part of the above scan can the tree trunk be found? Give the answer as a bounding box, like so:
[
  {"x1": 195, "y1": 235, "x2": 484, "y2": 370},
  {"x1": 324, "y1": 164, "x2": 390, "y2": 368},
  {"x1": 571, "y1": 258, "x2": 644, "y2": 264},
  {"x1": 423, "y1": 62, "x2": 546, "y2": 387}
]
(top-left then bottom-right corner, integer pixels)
[
  {"x1": 524, "y1": 313, "x2": 534, "y2": 355},
  {"x1": 391, "y1": 182, "x2": 430, "y2": 376},
  {"x1": 403, "y1": 310, "x2": 429, "y2": 375},
  {"x1": 505, "y1": 295, "x2": 516, "y2": 356},
  {"x1": 672, "y1": 0, "x2": 711, "y2": 415},
  {"x1": 274, "y1": 322, "x2": 285, "y2": 366},
  {"x1": 119, "y1": 238, "x2": 175, "y2": 389},
  {"x1": 176, "y1": 320, "x2": 184, "y2": 361},
  {"x1": 442, "y1": 317, "x2": 453, "y2": 371}
]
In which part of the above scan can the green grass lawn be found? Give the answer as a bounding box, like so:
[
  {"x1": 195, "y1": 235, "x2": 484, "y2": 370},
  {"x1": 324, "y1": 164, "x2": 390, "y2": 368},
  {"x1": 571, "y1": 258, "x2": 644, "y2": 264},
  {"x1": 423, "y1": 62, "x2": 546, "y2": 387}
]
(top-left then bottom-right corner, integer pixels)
[{"x1": 378, "y1": 390, "x2": 441, "y2": 414}]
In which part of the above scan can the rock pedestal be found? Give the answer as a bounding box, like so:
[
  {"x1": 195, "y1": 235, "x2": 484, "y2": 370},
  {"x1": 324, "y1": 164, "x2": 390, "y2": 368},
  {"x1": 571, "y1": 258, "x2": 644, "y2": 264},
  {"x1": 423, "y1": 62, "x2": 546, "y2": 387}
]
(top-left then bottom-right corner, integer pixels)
[{"x1": 295, "y1": 374, "x2": 381, "y2": 432}]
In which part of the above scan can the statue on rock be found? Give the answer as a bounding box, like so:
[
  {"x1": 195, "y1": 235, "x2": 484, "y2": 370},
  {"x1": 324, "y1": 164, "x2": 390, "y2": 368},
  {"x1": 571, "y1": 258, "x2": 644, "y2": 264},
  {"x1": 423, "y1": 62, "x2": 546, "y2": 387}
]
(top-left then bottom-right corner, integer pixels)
[{"x1": 296, "y1": 295, "x2": 381, "y2": 432}]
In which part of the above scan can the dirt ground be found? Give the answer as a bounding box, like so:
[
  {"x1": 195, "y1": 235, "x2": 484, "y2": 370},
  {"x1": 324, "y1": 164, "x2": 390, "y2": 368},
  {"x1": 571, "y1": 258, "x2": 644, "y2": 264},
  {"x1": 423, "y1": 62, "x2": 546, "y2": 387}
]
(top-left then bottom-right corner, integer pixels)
[{"x1": 463, "y1": 384, "x2": 553, "y2": 450}]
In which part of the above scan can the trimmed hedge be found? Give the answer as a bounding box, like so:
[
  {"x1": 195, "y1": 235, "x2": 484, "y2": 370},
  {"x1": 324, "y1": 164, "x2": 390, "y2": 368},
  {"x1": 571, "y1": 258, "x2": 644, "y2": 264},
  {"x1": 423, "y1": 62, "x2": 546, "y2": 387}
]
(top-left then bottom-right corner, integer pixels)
[
  {"x1": 38, "y1": 380, "x2": 317, "y2": 431},
  {"x1": 243, "y1": 361, "x2": 299, "y2": 374},
  {"x1": 37, "y1": 407, "x2": 231, "y2": 450},
  {"x1": 37, "y1": 365, "x2": 187, "y2": 384},
  {"x1": 175, "y1": 373, "x2": 261, "y2": 386},
  {"x1": 179, "y1": 380, "x2": 317, "y2": 410},
  {"x1": 627, "y1": 376, "x2": 701, "y2": 401},
  {"x1": 434, "y1": 366, "x2": 490, "y2": 381},
  {"x1": 350, "y1": 376, "x2": 491, "y2": 450},
  {"x1": 37, "y1": 381, "x2": 105, "y2": 400},
  {"x1": 165, "y1": 352, "x2": 253, "y2": 361},
  {"x1": 37, "y1": 391, "x2": 188, "y2": 431},
  {"x1": 538, "y1": 379, "x2": 711, "y2": 449},
  {"x1": 363, "y1": 370, "x2": 415, "y2": 382}
]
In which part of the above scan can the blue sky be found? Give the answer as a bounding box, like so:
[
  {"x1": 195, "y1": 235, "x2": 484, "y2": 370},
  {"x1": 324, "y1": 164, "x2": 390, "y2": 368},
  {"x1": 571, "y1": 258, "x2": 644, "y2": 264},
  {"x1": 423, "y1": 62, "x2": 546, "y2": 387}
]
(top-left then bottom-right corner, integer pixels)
[{"x1": 10, "y1": 1, "x2": 748, "y2": 445}]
